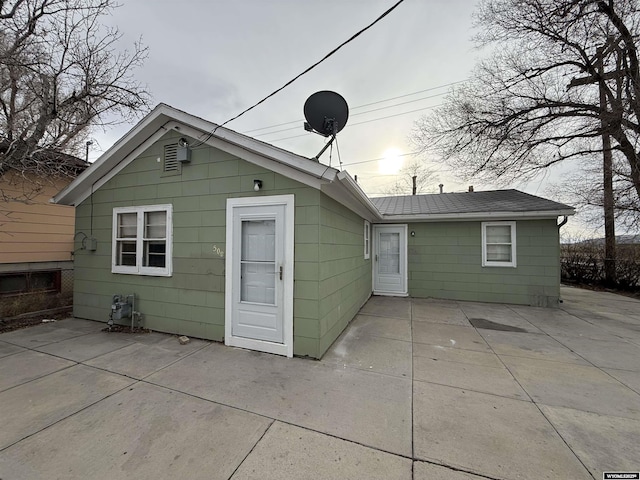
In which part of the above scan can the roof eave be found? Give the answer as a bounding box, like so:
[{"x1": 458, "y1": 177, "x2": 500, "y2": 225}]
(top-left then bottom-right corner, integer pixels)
[
  {"x1": 54, "y1": 104, "x2": 174, "y2": 205},
  {"x1": 331, "y1": 171, "x2": 383, "y2": 221},
  {"x1": 53, "y1": 103, "x2": 338, "y2": 206},
  {"x1": 377, "y1": 209, "x2": 576, "y2": 222}
]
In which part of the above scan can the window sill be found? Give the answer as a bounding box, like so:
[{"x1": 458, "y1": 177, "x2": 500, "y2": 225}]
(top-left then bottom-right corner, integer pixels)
[
  {"x1": 111, "y1": 269, "x2": 172, "y2": 277},
  {"x1": 482, "y1": 262, "x2": 517, "y2": 268}
]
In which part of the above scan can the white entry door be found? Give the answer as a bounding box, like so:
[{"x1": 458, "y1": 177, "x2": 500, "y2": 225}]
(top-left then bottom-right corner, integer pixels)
[
  {"x1": 225, "y1": 195, "x2": 294, "y2": 357},
  {"x1": 373, "y1": 225, "x2": 407, "y2": 296}
]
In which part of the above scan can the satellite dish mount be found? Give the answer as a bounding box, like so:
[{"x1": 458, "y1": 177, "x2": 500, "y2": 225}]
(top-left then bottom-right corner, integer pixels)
[{"x1": 303, "y1": 91, "x2": 349, "y2": 162}]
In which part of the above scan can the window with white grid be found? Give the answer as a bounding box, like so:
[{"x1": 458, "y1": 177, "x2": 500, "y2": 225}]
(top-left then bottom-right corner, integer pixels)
[{"x1": 112, "y1": 205, "x2": 172, "y2": 276}]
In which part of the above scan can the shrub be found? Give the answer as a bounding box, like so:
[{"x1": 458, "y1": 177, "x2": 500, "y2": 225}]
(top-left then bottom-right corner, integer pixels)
[
  {"x1": 561, "y1": 241, "x2": 640, "y2": 291},
  {"x1": 0, "y1": 292, "x2": 73, "y2": 318}
]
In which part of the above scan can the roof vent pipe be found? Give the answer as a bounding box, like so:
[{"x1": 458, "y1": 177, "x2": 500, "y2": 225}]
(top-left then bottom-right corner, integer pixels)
[
  {"x1": 439, "y1": 184, "x2": 444, "y2": 194},
  {"x1": 468, "y1": 186, "x2": 474, "y2": 192}
]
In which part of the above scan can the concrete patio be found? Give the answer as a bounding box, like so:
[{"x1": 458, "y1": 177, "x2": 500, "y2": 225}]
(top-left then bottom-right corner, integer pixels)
[{"x1": 0, "y1": 285, "x2": 638, "y2": 479}]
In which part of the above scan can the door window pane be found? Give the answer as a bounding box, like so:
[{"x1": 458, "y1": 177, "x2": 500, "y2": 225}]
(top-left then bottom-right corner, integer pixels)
[
  {"x1": 241, "y1": 220, "x2": 275, "y2": 261},
  {"x1": 241, "y1": 219, "x2": 276, "y2": 304},
  {"x1": 379, "y1": 232, "x2": 400, "y2": 274},
  {"x1": 241, "y1": 263, "x2": 276, "y2": 304}
]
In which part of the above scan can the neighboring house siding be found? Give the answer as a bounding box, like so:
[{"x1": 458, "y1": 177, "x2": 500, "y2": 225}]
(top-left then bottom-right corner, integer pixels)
[
  {"x1": 0, "y1": 174, "x2": 75, "y2": 264},
  {"x1": 73, "y1": 131, "x2": 363, "y2": 358},
  {"x1": 407, "y1": 219, "x2": 560, "y2": 307},
  {"x1": 318, "y1": 194, "x2": 372, "y2": 356}
]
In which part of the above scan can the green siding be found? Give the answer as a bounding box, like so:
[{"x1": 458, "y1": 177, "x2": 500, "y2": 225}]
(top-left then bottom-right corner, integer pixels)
[
  {"x1": 407, "y1": 219, "x2": 561, "y2": 306},
  {"x1": 73, "y1": 130, "x2": 347, "y2": 358},
  {"x1": 317, "y1": 194, "x2": 372, "y2": 356},
  {"x1": 72, "y1": 130, "x2": 560, "y2": 360}
]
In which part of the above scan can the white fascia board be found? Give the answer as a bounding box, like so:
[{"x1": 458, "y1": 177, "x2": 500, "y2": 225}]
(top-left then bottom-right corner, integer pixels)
[
  {"x1": 164, "y1": 108, "x2": 337, "y2": 181},
  {"x1": 377, "y1": 209, "x2": 576, "y2": 223},
  {"x1": 321, "y1": 171, "x2": 382, "y2": 221},
  {"x1": 169, "y1": 122, "x2": 329, "y2": 190},
  {"x1": 53, "y1": 103, "x2": 339, "y2": 205},
  {"x1": 54, "y1": 125, "x2": 171, "y2": 206},
  {"x1": 336, "y1": 170, "x2": 379, "y2": 210},
  {"x1": 54, "y1": 104, "x2": 174, "y2": 205}
]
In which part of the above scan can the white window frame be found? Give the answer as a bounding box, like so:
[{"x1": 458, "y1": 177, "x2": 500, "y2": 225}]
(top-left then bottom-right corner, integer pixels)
[
  {"x1": 112, "y1": 204, "x2": 173, "y2": 276},
  {"x1": 364, "y1": 220, "x2": 371, "y2": 259},
  {"x1": 482, "y1": 221, "x2": 517, "y2": 268}
]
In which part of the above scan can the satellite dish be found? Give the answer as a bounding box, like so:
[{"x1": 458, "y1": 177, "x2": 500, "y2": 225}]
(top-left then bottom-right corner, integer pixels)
[{"x1": 303, "y1": 91, "x2": 349, "y2": 137}]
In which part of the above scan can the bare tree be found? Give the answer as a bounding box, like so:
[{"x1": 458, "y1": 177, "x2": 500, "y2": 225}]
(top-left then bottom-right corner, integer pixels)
[
  {"x1": 382, "y1": 159, "x2": 438, "y2": 196},
  {"x1": 411, "y1": 0, "x2": 640, "y2": 228},
  {"x1": 0, "y1": 0, "x2": 151, "y2": 195}
]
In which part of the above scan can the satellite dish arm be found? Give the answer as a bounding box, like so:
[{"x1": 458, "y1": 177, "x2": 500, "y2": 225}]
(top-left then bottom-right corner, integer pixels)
[{"x1": 312, "y1": 133, "x2": 336, "y2": 162}]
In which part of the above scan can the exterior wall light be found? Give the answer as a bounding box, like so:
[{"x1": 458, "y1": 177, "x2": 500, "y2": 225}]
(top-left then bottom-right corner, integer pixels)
[{"x1": 253, "y1": 180, "x2": 263, "y2": 192}]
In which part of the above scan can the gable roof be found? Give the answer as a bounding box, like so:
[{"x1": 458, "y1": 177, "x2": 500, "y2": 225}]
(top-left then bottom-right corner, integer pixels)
[
  {"x1": 53, "y1": 103, "x2": 574, "y2": 222},
  {"x1": 53, "y1": 103, "x2": 380, "y2": 220},
  {"x1": 371, "y1": 190, "x2": 574, "y2": 221}
]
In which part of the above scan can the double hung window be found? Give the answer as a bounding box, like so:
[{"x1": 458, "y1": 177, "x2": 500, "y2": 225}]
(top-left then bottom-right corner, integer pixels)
[
  {"x1": 482, "y1": 221, "x2": 516, "y2": 267},
  {"x1": 112, "y1": 205, "x2": 172, "y2": 276}
]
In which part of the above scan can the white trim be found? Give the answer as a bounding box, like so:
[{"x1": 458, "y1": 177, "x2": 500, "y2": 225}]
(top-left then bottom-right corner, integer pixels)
[
  {"x1": 111, "y1": 204, "x2": 173, "y2": 276},
  {"x1": 334, "y1": 171, "x2": 383, "y2": 220},
  {"x1": 52, "y1": 103, "x2": 575, "y2": 226},
  {"x1": 53, "y1": 104, "x2": 340, "y2": 206},
  {"x1": 225, "y1": 194, "x2": 294, "y2": 358},
  {"x1": 364, "y1": 220, "x2": 370, "y2": 260},
  {"x1": 372, "y1": 224, "x2": 408, "y2": 296},
  {"x1": 482, "y1": 221, "x2": 517, "y2": 268},
  {"x1": 377, "y1": 209, "x2": 574, "y2": 222},
  {"x1": 63, "y1": 127, "x2": 170, "y2": 206},
  {"x1": 173, "y1": 122, "x2": 329, "y2": 190}
]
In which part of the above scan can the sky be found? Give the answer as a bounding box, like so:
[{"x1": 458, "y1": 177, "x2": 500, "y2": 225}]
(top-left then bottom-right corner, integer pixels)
[
  {"x1": 95, "y1": 0, "x2": 594, "y2": 235},
  {"x1": 96, "y1": 0, "x2": 482, "y2": 190}
]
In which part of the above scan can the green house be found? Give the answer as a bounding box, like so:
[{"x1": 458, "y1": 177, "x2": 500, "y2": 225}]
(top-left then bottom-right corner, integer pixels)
[{"x1": 54, "y1": 104, "x2": 574, "y2": 359}]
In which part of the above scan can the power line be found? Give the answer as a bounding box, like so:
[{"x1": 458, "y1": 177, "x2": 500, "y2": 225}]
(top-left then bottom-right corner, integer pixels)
[
  {"x1": 253, "y1": 92, "x2": 447, "y2": 138},
  {"x1": 243, "y1": 79, "x2": 467, "y2": 134},
  {"x1": 351, "y1": 79, "x2": 467, "y2": 110},
  {"x1": 268, "y1": 103, "x2": 442, "y2": 143},
  {"x1": 345, "y1": 151, "x2": 418, "y2": 167},
  {"x1": 190, "y1": 0, "x2": 407, "y2": 147}
]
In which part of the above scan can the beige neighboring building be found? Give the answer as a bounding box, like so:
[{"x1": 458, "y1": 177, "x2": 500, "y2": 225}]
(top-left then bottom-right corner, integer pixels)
[{"x1": 0, "y1": 155, "x2": 87, "y2": 300}]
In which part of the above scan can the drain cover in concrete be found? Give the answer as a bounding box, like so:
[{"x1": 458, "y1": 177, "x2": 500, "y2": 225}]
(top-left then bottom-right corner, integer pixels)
[{"x1": 468, "y1": 318, "x2": 528, "y2": 333}]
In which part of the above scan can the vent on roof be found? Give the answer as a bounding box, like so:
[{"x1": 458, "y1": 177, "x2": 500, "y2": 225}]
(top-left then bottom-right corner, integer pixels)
[{"x1": 164, "y1": 144, "x2": 179, "y2": 172}]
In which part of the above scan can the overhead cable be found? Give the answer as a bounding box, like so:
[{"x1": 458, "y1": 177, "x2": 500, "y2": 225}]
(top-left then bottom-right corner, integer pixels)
[
  {"x1": 253, "y1": 92, "x2": 447, "y2": 138},
  {"x1": 243, "y1": 79, "x2": 467, "y2": 134},
  {"x1": 268, "y1": 104, "x2": 442, "y2": 143},
  {"x1": 191, "y1": 0, "x2": 406, "y2": 147}
]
